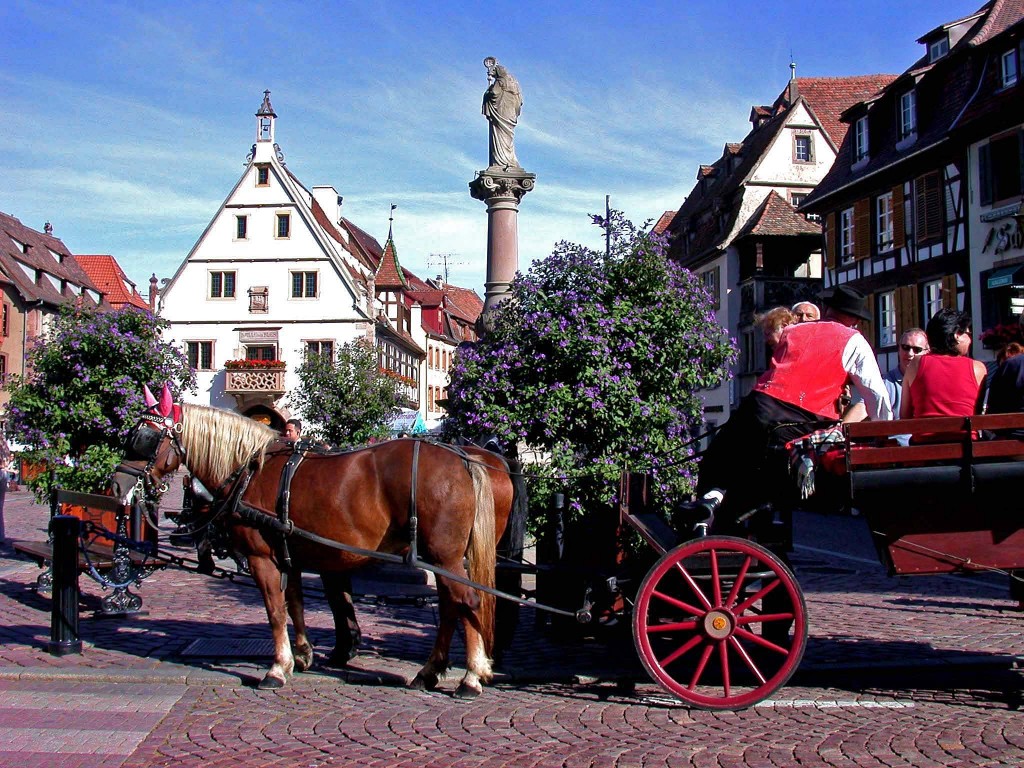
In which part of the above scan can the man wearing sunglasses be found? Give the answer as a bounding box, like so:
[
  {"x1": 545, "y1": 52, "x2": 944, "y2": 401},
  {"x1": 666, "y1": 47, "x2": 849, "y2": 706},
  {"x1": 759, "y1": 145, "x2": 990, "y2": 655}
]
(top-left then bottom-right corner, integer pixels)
[{"x1": 888, "y1": 329, "x2": 930, "y2": 420}]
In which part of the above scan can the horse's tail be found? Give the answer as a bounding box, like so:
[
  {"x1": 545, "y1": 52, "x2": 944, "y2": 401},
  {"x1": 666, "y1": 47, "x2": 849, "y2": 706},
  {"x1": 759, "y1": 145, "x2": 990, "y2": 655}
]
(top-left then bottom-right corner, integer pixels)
[{"x1": 467, "y1": 461, "x2": 497, "y2": 656}]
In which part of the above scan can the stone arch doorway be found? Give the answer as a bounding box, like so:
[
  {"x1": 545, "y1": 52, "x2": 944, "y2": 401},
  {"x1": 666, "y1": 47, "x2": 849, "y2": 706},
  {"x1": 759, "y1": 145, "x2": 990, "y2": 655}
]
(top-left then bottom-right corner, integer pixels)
[{"x1": 243, "y1": 405, "x2": 285, "y2": 432}]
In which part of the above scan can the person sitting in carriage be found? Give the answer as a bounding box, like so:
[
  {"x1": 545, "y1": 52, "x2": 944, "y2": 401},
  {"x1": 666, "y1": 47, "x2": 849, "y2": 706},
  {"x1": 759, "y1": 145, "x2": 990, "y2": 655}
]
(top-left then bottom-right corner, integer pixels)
[{"x1": 682, "y1": 285, "x2": 893, "y2": 526}]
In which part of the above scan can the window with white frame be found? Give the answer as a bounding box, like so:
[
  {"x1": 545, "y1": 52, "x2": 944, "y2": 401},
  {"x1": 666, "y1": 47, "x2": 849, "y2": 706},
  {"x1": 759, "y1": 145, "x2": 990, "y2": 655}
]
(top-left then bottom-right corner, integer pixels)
[
  {"x1": 929, "y1": 36, "x2": 948, "y2": 62},
  {"x1": 245, "y1": 344, "x2": 277, "y2": 361},
  {"x1": 878, "y1": 291, "x2": 896, "y2": 348},
  {"x1": 235, "y1": 215, "x2": 248, "y2": 240},
  {"x1": 899, "y1": 90, "x2": 916, "y2": 139},
  {"x1": 854, "y1": 117, "x2": 869, "y2": 162},
  {"x1": 839, "y1": 207, "x2": 855, "y2": 262},
  {"x1": 794, "y1": 134, "x2": 813, "y2": 163},
  {"x1": 1001, "y1": 48, "x2": 1019, "y2": 88},
  {"x1": 209, "y1": 271, "x2": 235, "y2": 299},
  {"x1": 291, "y1": 271, "x2": 318, "y2": 298},
  {"x1": 304, "y1": 340, "x2": 334, "y2": 360},
  {"x1": 700, "y1": 266, "x2": 720, "y2": 310},
  {"x1": 924, "y1": 280, "x2": 944, "y2": 321},
  {"x1": 876, "y1": 192, "x2": 894, "y2": 251},
  {"x1": 276, "y1": 213, "x2": 291, "y2": 239},
  {"x1": 186, "y1": 340, "x2": 214, "y2": 370}
]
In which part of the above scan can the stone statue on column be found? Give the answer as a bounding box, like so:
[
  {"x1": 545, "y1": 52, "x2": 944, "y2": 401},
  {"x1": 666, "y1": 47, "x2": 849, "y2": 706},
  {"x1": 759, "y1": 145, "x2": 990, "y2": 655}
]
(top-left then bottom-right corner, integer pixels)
[
  {"x1": 471, "y1": 57, "x2": 536, "y2": 334},
  {"x1": 482, "y1": 57, "x2": 522, "y2": 171}
]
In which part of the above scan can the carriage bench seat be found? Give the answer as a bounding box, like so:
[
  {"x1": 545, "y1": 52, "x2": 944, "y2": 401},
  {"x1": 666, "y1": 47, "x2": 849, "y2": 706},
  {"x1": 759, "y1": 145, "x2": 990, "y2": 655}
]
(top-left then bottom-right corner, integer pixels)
[
  {"x1": 11, "y1": 490, "x2": 162, "y2": 583},
  {"x1": 844, "y1": 414, "x2": 1024, "y2": 577}
]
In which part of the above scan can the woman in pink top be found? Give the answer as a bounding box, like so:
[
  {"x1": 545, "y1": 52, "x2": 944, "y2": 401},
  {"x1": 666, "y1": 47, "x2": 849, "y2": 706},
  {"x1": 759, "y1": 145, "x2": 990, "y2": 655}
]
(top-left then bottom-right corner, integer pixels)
[{"x1": 901, "y1": 308, "x2": 987, "y2": 420}]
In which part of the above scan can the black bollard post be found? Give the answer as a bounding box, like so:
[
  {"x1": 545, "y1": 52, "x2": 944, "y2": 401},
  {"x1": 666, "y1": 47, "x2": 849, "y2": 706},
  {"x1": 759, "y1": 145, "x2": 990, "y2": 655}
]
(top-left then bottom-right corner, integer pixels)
[{"x1": 48, "y1": 515, "x2": 83, "y2": 656}]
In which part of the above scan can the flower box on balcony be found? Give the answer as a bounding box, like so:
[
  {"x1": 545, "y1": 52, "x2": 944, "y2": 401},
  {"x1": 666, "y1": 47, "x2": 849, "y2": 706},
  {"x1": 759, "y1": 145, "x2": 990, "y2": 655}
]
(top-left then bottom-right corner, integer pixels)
[{"x1": 225, "y1": 359, "x2": 287, "y2": 370}]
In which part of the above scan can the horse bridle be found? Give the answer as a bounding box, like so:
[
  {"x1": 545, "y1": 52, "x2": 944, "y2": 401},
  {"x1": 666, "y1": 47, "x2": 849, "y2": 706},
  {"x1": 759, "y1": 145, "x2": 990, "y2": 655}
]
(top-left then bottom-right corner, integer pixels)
[{"x1": 116, "y1": 414, "x2": 185, "y2": 504}]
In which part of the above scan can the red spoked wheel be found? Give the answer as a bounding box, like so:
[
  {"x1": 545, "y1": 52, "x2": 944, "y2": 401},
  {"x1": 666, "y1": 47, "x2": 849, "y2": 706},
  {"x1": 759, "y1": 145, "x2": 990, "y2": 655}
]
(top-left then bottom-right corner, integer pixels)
[{"x1": 633, "y1": 535, "x2": 807, "y2": 710}]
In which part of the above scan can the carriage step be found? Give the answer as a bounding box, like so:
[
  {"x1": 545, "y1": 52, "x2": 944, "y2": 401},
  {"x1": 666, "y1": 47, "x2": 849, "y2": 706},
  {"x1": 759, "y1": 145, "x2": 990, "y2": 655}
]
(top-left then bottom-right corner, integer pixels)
[
  {"x1": 357, "y1": 562, "x2": 429, "y2": 585},
  {"x1": 629, "y1": 513, "x2": 680, "y2": 555}
]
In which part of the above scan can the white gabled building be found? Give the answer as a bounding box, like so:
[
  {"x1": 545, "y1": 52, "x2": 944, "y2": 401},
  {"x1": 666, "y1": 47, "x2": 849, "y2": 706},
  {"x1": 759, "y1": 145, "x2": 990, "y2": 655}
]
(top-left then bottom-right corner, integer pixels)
[
  {"x1": 160, "y1": 91, "x2": 389, "y2": 428},
  {"x1": 159, "y1": 91, "x2": 481, "y2": 432}
]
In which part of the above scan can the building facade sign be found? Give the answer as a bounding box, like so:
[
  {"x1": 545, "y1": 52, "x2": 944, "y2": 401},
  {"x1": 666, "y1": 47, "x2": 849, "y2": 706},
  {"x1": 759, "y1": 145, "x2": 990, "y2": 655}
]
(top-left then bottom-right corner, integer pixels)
[
  {"x1": 238, "y1": 328, "x2": 280, "y2": 343},
  {"x1": 982, "y1": 217, "x2": 1024, "y2": 258}
]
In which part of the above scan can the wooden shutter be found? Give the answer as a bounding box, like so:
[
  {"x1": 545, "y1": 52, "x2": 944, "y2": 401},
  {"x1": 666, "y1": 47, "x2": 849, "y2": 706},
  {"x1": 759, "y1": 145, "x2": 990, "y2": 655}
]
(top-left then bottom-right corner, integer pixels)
[
  {"x1": 915, "y1": 172, "x2": 943, "y2": 241},
  {"x1": 854, "y1": 198, "x2": 871, "y2": 260},
  {"x1": 895, "y1": 284, "x2": 918, "y2": 337},
  {"x1": 824, "y1": 212, "x2": 836, "y2": 269},
  {"x1": 892, "y1": 185, "x2": 906, "y2": 249},
  {"x1": 978, "y1": 143, "x2": 992, "y2": 207},
  {"x1": 941, "y1": 275, "x2": 958, "y2": 310},
  {"x1": 859, "y1": 292, "x2": 876, "y2": 350}
]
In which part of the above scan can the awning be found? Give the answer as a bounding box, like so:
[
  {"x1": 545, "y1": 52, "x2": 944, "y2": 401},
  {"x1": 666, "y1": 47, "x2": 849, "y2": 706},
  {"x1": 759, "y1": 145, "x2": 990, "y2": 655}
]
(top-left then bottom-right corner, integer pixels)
[{"x1": 986, "y1": 265, "x2": 1024, "y2": 290}]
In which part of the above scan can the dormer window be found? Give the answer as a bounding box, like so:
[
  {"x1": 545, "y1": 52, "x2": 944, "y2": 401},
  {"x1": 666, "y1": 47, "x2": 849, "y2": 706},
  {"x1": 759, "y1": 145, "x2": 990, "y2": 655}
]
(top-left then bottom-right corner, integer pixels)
[
  {"x1": 898, "y1": 90, "x2": 916, "y2": 141},
  {"x1": 928, "y1": 35, "x2": 949, "y2": 62},
  {"x1": 1001, "y1": 48, "x2": 1019, "y2": 88},
  {"x1": 854, "y1": 117, "x2": 869, "y2": 163}
]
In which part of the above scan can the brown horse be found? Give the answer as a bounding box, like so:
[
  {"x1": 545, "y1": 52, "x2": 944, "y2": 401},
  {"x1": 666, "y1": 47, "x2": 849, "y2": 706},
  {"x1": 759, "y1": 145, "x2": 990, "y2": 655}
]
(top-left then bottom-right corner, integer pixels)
[{"x1": 112, "y1": 400, "x2": 513, "y2": 697}]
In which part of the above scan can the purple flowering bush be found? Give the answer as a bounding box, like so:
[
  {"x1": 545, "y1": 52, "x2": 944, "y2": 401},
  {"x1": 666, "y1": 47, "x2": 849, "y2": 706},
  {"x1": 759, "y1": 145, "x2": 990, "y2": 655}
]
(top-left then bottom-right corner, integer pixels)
[
  {"x1": 444, "y1": 213, "x2": 736, "y2": 530},
  {"x1": 5, "y1": 304, "x2": 195, "y2": 501}
]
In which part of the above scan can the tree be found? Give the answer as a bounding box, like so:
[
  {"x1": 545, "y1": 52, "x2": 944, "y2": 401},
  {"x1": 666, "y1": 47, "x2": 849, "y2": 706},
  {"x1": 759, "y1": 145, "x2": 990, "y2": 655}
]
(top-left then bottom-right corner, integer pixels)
[
  {"x1": 290, "y1": 340, "x2": 403, "y2": 447},
  {"x1": 443, "y1": 212, "x2": 736, "y2": 527},
  {"x1": 4, "y1": 304, "x2": 195, "y2": 501}
]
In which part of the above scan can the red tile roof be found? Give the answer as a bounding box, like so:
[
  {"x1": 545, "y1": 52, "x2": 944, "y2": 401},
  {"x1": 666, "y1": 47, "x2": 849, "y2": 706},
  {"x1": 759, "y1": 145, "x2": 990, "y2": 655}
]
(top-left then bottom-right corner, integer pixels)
[
  {"x1": 651, "y1": 210, "x2": 675, "y2": 236},
  {"x1": 791, "y1": 75, "x2": 898, "y2": 148},
  {"x1": 736, "y1": 191, "x2": 822, "y2": 238},
  {"x1": 375, "y1": 235, "x2": 407, "y2": 289},
  {"x1": 73, "y1": 255, "x2": 150, "y2": 310}
]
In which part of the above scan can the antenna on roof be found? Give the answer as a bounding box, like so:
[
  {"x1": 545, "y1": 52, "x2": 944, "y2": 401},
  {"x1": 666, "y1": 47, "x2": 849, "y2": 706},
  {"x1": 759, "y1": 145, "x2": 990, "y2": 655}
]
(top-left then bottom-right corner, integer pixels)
[{"x1": 427, "y1": 253, "x2": 469, "y2": 283}]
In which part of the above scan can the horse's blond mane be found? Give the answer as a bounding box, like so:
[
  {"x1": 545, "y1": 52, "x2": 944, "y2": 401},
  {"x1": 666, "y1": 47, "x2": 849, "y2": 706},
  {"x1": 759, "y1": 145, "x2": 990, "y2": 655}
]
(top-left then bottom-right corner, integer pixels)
[{"x1": 180, "y1": 403, "x2": 279, "y2": 487}]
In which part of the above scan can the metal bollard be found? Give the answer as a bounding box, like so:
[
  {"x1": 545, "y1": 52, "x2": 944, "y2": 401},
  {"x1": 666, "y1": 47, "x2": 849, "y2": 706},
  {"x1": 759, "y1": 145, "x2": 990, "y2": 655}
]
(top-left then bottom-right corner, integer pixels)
[{"x1": 47, "y1": 515, "x2": 83, "y2": 656}]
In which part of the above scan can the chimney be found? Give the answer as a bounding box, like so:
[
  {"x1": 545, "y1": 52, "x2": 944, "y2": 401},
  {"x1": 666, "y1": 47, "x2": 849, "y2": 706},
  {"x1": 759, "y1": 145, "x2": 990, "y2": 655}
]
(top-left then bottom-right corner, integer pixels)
[
  {"x1": 149, "y1": 273, "x2": 159, "y2": 311},
  {"x1": 312, "y1": 186, "x2": 348, "y2": 243},
  {"x1": 44, "y1": 221, "x2": 53, "y2": 235}
]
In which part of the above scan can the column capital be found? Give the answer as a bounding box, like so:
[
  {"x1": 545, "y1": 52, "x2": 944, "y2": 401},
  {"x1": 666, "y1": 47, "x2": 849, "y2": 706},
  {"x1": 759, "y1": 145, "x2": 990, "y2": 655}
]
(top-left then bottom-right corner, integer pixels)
[{"x1": 469, "y1": 168, "x2": 536, "y2": 203}]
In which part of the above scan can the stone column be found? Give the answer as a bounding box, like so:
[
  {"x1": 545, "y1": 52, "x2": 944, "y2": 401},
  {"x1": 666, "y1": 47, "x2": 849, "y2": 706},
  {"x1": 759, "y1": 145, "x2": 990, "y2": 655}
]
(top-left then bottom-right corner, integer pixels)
[{"x1": 469, "y1": 168, "x2": 535, "y2": 334}]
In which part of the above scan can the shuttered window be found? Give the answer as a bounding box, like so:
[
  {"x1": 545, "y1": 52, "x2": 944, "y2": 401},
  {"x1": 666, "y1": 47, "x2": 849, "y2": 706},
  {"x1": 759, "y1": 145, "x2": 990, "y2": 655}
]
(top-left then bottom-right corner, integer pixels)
[
  {"x1": 892, "y1": 185, "x2": 906, "y2": 249},
  {"x1": 854, "y1": 199, "x2": 871, "y2": 260},
  {"x1": 914, "y1": 172, "x2": 943, "y2": 242},
  {"x1": 824, "y1": 212, "x2": 837, "y2": 269}
]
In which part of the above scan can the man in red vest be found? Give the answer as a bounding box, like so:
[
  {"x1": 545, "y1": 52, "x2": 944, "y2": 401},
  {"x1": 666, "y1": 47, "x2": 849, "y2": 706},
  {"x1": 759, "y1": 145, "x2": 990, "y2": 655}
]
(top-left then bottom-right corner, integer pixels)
[{"x1": 687, "y1": 285, "x2": 892, "y2": 520}]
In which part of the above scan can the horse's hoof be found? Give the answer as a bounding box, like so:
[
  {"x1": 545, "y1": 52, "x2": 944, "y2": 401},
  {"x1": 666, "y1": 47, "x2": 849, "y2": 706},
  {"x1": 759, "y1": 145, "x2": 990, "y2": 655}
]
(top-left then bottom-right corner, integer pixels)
[
  {"x1": 454, "y1": 682, "x2": 482, "y2": 699},
  {"x1": 258, "y1": 675, "x2": 286, "y2": 690},
  {"x1": 292, "y1": 645, "x2": 314, "y2": 672},
  {"x1": 408, "y1": 672, "x2": 439, "y2": 692},
  {"x1": 323, "y1": 650, "x2": 355, "y2": 669}
]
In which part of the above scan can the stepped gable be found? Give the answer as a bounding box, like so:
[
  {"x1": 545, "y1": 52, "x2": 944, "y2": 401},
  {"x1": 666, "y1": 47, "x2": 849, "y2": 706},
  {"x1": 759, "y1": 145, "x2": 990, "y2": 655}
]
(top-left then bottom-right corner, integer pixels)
[
  {"x1": 736, "y1": 191, "x2": 822, "y2": 239},
  {"x1": 72, "y1": 255, "x2": 150, "y2": 310},
  {"x1": 0, "y1": 211, "x2": 103, "y2": 307}
]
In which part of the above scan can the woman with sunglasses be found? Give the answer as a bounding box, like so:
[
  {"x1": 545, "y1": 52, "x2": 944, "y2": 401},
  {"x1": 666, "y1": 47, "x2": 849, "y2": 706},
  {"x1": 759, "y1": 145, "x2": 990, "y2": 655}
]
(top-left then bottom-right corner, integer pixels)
[{"x1": 901, "y1": 309, "x2": 988, "y2": 433}]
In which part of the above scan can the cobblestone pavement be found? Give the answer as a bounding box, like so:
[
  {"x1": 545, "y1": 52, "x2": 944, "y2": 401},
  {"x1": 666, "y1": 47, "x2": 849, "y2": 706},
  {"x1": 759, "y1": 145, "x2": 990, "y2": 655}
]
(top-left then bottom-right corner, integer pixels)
[{"x1": 0, "y1": 479, "x2": 1021, "y2": 766}]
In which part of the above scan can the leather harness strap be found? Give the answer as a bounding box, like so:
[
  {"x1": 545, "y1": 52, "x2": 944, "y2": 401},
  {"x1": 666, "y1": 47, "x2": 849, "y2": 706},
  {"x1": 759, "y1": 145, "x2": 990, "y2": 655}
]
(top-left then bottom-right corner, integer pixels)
[{"x1": 406, "y1": 439, "x2": 421, "y2": 566}]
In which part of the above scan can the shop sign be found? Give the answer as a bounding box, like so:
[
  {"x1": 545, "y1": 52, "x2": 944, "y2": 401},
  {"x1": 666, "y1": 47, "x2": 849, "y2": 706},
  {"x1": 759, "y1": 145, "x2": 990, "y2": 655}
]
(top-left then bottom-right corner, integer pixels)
[{"x1": 982, "y1": 217, "x2": 1024, "y2": 257}]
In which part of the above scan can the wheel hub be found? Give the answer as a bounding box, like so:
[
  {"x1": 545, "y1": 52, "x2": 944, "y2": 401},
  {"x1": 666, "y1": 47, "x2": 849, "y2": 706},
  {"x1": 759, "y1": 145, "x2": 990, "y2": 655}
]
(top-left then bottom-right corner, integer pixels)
[{"x1": 703, "y1": 609, "x2": 734, "y2": 640}]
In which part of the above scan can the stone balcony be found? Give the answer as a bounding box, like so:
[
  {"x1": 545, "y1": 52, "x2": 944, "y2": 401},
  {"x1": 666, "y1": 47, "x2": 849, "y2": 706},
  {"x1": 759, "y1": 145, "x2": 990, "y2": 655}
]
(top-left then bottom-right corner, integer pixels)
[{"x1": 224, "y1": 367, "x2": 286, "y2": 409}]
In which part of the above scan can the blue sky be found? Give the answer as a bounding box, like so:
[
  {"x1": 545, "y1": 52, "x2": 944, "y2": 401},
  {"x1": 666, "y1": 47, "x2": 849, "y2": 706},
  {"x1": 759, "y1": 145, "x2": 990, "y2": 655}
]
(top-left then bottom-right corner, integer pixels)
[{"x1": 2, "y1": 1, "x2": 982, "y2": 296}]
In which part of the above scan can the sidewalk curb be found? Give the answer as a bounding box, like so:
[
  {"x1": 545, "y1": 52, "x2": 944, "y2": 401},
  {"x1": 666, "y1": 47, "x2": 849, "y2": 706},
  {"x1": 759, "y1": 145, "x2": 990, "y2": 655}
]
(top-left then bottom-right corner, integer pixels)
[{"x1": 0, "y1": 663, "x2": 243, "y2": 686}]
